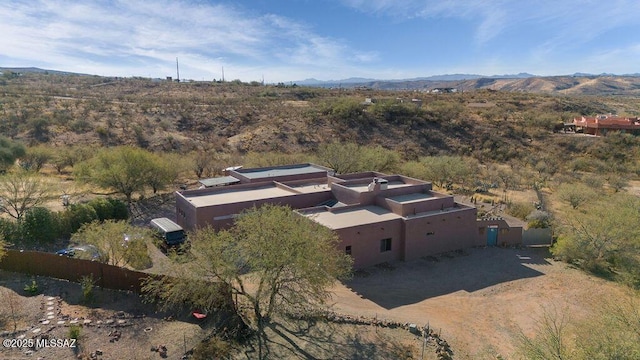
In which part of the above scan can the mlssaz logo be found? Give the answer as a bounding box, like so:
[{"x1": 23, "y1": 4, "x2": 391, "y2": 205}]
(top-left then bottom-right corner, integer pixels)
[{"x1": 36, "y1": 338, "x2": 77, "y2": 348}]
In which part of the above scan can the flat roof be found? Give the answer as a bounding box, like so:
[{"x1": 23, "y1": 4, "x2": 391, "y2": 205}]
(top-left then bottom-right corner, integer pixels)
[
  {"x1": 184, "y1": 185, "x2": 295, "y2": 207},
  {"x1": 236, "y1": 164, "x2": 327, "y2": 180},
  {"x1": 198, "y1": 176, "x2": 240, "y2": 187},
  {"x1": 285, "y1": 181, "x2": 331, "y2": 194},
  {"x1": 345, "y1": 180, "x2": 413, "y2": 193},
  {"x1": 305, "y1": 205, "x2": 402, "y2": 230},
  {"x1": 387, "y1": 192, "x2": 434, "y2": 204},
  {"x1": 405, "y1": 205, "x2": 471, "y2": 219}
]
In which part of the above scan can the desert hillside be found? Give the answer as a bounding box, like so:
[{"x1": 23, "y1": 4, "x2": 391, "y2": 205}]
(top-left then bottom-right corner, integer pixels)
[{"x1": 1, "y1": 70, "x2": 638, "y2": 165}]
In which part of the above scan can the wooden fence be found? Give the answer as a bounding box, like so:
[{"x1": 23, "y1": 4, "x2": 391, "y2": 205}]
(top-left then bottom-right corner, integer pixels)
[{"x1": 0, "y1": 249, "x2": 151, "y2": 293}]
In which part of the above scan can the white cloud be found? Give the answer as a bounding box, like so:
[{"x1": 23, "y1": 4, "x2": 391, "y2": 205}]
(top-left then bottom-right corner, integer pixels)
[
  {"x1": 339, "y1": 0, "x2": 640, "y2": 46},
  {"x1": 0, "y1": 0, "x2": 374, "y2": 81}
]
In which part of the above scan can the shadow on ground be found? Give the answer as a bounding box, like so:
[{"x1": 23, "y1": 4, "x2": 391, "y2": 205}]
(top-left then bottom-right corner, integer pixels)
[
  {"x1": 238, "y1": 318, "x2": 417, "y2": 360},
  {"x1": 343, "y1": 247, "x2": 550, "y2": 310}
]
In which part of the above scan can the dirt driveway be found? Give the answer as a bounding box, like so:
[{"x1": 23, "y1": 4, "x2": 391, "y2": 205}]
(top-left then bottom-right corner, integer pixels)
[{"x1": 329, "y1": 247, "x2": 628, "y2": 359}]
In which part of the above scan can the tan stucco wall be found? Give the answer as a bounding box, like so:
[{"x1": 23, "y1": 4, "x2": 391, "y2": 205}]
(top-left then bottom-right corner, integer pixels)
[
  {"x1": 334, "y1": 219, "x2": 403, "y2": 269},
  {"x1": 403, "y1": 207, "x2": 479, "y2": 262}
]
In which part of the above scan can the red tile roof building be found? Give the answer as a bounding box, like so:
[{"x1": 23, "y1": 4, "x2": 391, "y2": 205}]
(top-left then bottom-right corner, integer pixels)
[{"x1": 573, "y1": 115, "x2": 640, "y2": 136}]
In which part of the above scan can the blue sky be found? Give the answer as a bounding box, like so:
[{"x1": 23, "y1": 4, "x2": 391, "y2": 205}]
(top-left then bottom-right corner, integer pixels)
[{"x1": 1, "y1": 0, "x2": 639, "y2": 82}]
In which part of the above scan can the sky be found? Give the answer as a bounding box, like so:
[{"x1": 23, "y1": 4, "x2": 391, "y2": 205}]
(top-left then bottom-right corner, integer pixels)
[{"x1": 1, "y1": 0, "x2": 639, "y2": 83}]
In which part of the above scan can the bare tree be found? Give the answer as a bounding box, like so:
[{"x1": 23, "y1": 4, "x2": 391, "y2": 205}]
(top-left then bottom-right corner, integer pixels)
[{"x1": 0, "y1": 171, "x2": 51, "y2": 221}]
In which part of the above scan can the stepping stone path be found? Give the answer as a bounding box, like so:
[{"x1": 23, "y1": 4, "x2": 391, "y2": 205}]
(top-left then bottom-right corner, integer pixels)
[{"x1": 39, "y1": 296, "x2": 64, "y2": 326}]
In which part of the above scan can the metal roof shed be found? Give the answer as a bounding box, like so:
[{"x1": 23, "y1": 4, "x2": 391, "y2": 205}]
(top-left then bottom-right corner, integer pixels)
[{"x1": 198, "y1": 176, "x2": 240, "y2": 188}]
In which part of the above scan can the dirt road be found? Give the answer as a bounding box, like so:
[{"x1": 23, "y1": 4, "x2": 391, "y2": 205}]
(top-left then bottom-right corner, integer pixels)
[{"x1": 330, "y1": 247, "x2": 627, "y2": 359}]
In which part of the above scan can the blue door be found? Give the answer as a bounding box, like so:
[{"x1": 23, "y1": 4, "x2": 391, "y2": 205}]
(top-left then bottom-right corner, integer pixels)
[{"x1": 487, "y1": 226, "x2": 498, "y2": 246}]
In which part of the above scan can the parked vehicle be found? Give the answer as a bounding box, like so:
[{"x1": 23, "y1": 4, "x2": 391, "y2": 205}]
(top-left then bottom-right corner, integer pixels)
[
  {"x1": 149, "y1": 217, "x2": 186, "y2": 248},
  {"x1": 56, "y1": 244, "x2": 102, "y2": 261}
]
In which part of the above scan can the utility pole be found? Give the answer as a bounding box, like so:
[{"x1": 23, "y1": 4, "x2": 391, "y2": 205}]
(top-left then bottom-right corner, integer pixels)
[{"x1": 176, "y1": 57, "x2": 180, "y2": 82}]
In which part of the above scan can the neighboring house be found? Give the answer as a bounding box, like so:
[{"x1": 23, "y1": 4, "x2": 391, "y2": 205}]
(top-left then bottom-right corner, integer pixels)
[
  {"x1": 573, "y1": 115, "x2": 640, "y2": 136},
  {"x1": 175, "y1": 163, "x2": 522, "y2": 268}
]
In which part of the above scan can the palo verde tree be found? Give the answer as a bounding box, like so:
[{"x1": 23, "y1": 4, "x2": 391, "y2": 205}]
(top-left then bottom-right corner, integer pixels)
[
  {"x1": 318, "y1": 142, "x2": 400, "y2": 174},
  {"x1": 552, "y1": 194, "x2": 640, "y2": 287},
  {"x1": 517, "y1": 295, "x2": 640, "y2": 360},
  {"x1": 74, "y1": 146, "x2": 163, "y2": 204},
  {"x1": 0, "y1": 136, "x2": 26, "y2": 171},
  {"x1": 0, "y1": 170, "x2": 51, "y2": 221},
  {"x1": 420, "y1": 156, "x2": 478, "y2": 190},
  {"x1": 72, "y1": 220, "x2": 151, "y2": 269},
  {"x1": 142, "y1": 204, "x2": 353, "y2": 359}
]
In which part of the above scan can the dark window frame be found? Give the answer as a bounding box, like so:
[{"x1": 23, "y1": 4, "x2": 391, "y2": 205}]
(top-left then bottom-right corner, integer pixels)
[{"x1": 380, "y1": 238, "x2": 392, "y2": 252}]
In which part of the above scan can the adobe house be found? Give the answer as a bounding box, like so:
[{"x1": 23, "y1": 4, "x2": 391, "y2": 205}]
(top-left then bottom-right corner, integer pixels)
[
  {"x1": 175, "y1": 164, "x2": 523, "y2": 268},
  {"x1": 573, "y1": 115, "x2": 640, "y2": 136}
]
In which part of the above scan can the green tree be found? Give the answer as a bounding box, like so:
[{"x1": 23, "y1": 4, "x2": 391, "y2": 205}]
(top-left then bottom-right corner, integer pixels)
[
  {"x1": 0, "y1": 170, "x2": 51, "y2": 221},
  {"x1": 72, "y1": 220, "x2": 150, "y2": 268},
  {"x1": 421, "y1": 156, "x2": 478, "y2": 190},
  {"x1": 20, "y1": 145, "x2": 52, "y2": 172},
  {"x1": 75, "y1": 146, "x2": 160, "y2": 204},
  {"x1": 21, "y1": 207, "x2": 60, "y2": 243},
  {"x1": 0, "y1": 136, "x2": 26, "y2": 171},
  {"x1": 518, "y1": 296, "x2": 640, "y2": 360},
  {"x1": 146, "y1": 152, "x2": 182, "y2": 194},
  {"x1": 85, "y1": 197, "x2": 128, "y2": 221},
  {"x1": 318, "y1": 142, "x2": 360, "y2": 174},
  {"x1": 59, "y1": 203, "x2": 98, "y2": 238},
  {"x1": 553, "y1": 194, "x2": 640, "y2": 286},
  {"x1": 51, "y1": 146, "x2": 76, "y2": 174},
  {"x1": 143, "y1": 204, "x2": 352, "y2": 359},
  {"x1": 556, "y1": 183, "x2": 595, "y2": 209},
  {"x1": 318, "y1": 142, "x2": 400, "y2": 174}
]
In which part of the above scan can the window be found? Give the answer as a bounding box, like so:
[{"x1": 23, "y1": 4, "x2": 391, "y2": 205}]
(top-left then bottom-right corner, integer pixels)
[
  {"x1": 345, "y1": 246, "x2": 352, "y2": 255},
  {"x1": 500, "y1": 228, "x2": 509, "y2": 234},
  {"x1": 380, "y1": 238, "x2": 392, "y2": 252}
]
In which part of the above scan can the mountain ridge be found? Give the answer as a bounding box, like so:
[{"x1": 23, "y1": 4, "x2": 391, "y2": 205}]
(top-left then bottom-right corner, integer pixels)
[{"x1": 3, "y1": 66, "x2": 640, "y2": 95}]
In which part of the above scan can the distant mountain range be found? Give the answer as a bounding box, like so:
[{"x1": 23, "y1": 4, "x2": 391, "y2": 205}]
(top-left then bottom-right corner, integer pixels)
[
  {"x1": 0, "y1": 67, "x2": 91, "y2": 76},
  {"x1": 294, "y1": 72, "x2": 640, "y2": 95},
  {"x1": 295, "y1": 73, "x2": 537, "y2": 86},
  {"x1": 4, "y1": 67, "x2": 640, "y2": 95}
]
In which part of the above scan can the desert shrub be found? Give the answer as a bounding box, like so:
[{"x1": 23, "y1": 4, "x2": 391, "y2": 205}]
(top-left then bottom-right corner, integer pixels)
[
  {"x1": 0, "y1": 136, "x2": 26, "y2": 171},
  {"x1": 21, "y1": 207, "x2": 60, "y2": 243},
  {"x1": 80, "y1": 275, "x2": 95, "y2": 304},
  {"x1": 569, "y1": 157, "x2": 592, "y2": 172},
  {"x1": 582, "y1": 174, "x2": 604, "y2": 189},
  {"x1": 323, "y1": 98, "x2": 369, "y2": 124},
  {"x1": 553, "y1": 195, "x2": 640, "y2": 287},
  {"x1": 192, "y1": 336, "x2": 233, "y2": 360},
  {"x1": 107, "y1": 198, "x2": 129, "y2": 220},
  {"x1": 59, "y1": 203, "x2": 98, "y2": 238},
  {"x1": 20, "y1": 146, "x2": 53, "y2": 172},
  {"x1": 506, "y1": 201, "x2": 535, "y2": 220},
  {"x1": 23, "y1": 279, "x2": 39, "y2": 296},
  {"x1": 526, "y1": 210, "x2": 552, "y2": 229},
  {"x1": 124, "y1": 239, "x2": 152, "y2": 270},
  {"x1": 0, "y1": 218, "x2": 20, "y2": 244},
  {"x1": 27, "y1": 117, "x2": 51, "y2": 142},
  {"x1": 87, "y1": 198, "x2": 113, "y2": 221},
  {"x1": 87, "y1": 197, "x2": 128, "y2": 222},
  {"x1": 69, "y1": 118, "x2": 92, "y2": 133},
  {"x1": 68, "y1": 324, "x2": 81, "y2": 340}
]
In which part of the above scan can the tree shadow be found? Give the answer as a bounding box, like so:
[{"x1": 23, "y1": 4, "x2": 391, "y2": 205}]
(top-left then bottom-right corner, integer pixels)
[
  {"x1": 344, "y1": 247, "x2": 551, "y2": 309},
  {"x1": 237, "y1": 318, "x2": 416, "y2": 359}
]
